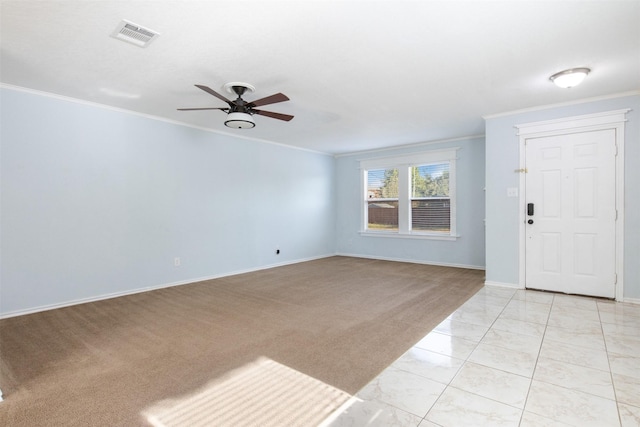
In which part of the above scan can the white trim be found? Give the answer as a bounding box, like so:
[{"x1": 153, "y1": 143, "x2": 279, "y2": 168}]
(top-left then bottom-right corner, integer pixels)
[
  {"x1": 336, "y1": 252, "x2": 485, "y2": 270},
  {"x1": 399, "y1": 161, "x2": 410, "y2": 232},
  {"x1": 0, "y1": 83, "x2": 331, "y2": 157},
  {"x1": 516, "y1": 109, "x2": 628, "y2": 301},
  {"x1": 359, "y1": 148, "x2": 459, "y2": 169},
  {"x1": 614, "y1": 120, "x2": 626, "y2": 302},
  {"x1": 448, "y1": 159, "x2": 458, "y2": 236},
  {"x1": 518, "y1": 130, "x2": 527, "y2": 293},
  {"x1": 621, "y1": 297, "x2": 640, "y2": 305},
  {"x1": 360, "y1": 168, "x2": 367, "y2": 233},
  {"x1": 483, "y1": 91, "x2": 640, "y2": 120},
  {"x1": 0, "y1": 253, "x2": 486, "y2": 319},
  {"x1": 515, "y1": 109, "x2": 630, "y2": 136},
  {"x1": 335, "y1": 134, "x2": 484, "y2": 158},
  {"x1": 484, "y1": 280, "x2": 522, "y2": 289},
  {"x1": 0, "y1": 254, "x2": 334, "y2": 319},
  {"x1": 358, "y1": 231, "x2": 459, "y2": 241}
]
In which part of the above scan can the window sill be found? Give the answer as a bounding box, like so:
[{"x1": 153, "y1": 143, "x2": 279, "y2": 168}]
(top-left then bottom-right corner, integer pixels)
[{"x1": 359, "y1": 231, "x2": 459, "y2": 241}]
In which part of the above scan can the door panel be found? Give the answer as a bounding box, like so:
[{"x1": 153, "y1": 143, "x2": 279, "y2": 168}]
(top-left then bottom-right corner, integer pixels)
[
  {"x1": 541, "y1": 232, "x2": 561, "y2": 273},
  {"x1": 542, "y1": 170, "x2": 561, "y2": 217},
  {"x1": 525, "y1": 129, "x2": 616, "y2": 298},
  {"x1": 574, "y1": 233, "x2": 596, "y2": 275},
  {"x1": 575, "y1": 167, "x2": 596, "y2": 217}
]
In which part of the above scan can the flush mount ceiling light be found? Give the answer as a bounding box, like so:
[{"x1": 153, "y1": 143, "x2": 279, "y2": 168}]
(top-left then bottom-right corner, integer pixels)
[{"x1": 549, "y1": 68, "x2": 591, "y2": 88}]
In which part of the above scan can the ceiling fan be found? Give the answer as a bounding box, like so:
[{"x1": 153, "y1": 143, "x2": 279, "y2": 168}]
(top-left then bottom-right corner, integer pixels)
[{"x1": 178, "y1": 82, "x2": 294, "y2": 129}]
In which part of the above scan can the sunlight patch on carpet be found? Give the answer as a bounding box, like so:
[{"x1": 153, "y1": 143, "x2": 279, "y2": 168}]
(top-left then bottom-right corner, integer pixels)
[{"x1": 143, "y1": 357, "x2": 350, "y2": 427}]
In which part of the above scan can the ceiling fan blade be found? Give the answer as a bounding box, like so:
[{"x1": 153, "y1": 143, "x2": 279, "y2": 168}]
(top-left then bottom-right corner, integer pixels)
[
  {"x1": 253, "y1": 109, "x2": 294, "y2": 121},
  {"x1": 247, "y1": 93, "x2": 289, "y2": 108},
  {"x1": 177, "y1": 107, "x2": 228, "y2": 111},
  {"x1": 195, "y1": 84, "x2": 233, "y2": 105}
]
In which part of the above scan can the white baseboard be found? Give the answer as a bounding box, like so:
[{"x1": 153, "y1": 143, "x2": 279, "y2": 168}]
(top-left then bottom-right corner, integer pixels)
[
  {"x1": 335, "y1": 252, "x2": 485, "y2": 271},
  {"x1": 621, "y1": 297, "x2": 640, "y2": 305},
  {"x1": 1, "y1": 253, "x2": 487, "y2": 319},
  {"x1": 484, "y1": 280, "x2": 522, "y2": 289},
  {"x1": 0, "y1": 254, "x2": 334, "y2": 319}
]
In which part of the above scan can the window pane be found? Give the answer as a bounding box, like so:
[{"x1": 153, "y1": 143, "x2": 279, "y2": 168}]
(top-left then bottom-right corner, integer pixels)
[
  {"x1": 411, "y1": 163, "x2": 449, "y2": 198},
  {"x1": 412, "y1": 199, "x2": 450, "y2": 232},
  {"x1": 368, "y1": 201, "x2": 398, "y2": 231},
  {"x1": 368, "y1": 168, "x2": 398, "y2": 199}
]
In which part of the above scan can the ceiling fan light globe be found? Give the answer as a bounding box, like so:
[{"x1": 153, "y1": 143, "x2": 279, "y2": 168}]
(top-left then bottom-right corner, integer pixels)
[{"x1": 225, "y1": 112, "x2": 255, "y2": 129}]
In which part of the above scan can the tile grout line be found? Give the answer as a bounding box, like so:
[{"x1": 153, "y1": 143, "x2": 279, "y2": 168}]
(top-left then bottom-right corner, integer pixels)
[
  {"x1": 599, "y1": 301, "x2": 624, "y2": 427},
  {"x1": 518, "y1": 292, "x2": 554, "y2": 426},
  {"x1": 422, "y1": 287, "x2": 520, "y2": 425},
  {"x1": 336, "y1": 289, "x2": 637, "y2": 426},
  {"x1": 524, "y1": 294, "x2": 628, "y2": 427},
  {"x1": 426, "y1": 291, "x2": 633, "y2": 426}
]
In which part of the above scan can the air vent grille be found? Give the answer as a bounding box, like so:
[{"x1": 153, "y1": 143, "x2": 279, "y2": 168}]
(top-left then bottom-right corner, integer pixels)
[{"x1": 110, "y1": 20, "x2": 159, "y2": 48}]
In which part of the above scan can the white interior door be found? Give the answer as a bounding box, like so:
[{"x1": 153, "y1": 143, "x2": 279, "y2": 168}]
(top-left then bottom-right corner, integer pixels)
[{"x1": 525, "y1": 129, "x2": 617, "y2": 298}]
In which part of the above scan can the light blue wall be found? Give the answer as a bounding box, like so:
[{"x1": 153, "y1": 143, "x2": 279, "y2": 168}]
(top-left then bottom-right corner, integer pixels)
[
  {"x1": 334, "y1": 137, "x2": 486, "y2": 269},
  {"x1": 0, "y1": 88, "x2": 336, "y2": 316},
  {"x1": 485, "y1": 94, "x2": 640, "y2": 299},
  {"x1": 5, "y1": 87, "x2": 636, "y2": 317}
]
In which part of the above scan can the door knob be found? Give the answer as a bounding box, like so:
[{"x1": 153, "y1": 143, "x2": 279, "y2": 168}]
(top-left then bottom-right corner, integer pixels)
[{"x1": 528, "y1": 219, "x2": 534, "y2": 224}]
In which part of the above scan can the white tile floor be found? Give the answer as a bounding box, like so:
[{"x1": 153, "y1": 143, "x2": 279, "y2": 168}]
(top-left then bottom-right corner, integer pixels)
[{"x1": 323, "y1": 287, "x2": 640, "y2": 427}]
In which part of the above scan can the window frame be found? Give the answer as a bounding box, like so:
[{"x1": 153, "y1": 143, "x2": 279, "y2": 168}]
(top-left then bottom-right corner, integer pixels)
[
  {"x1": 360, "y1": 148, "x2": 459, "y2": 240},
  {"x1": 366, "y1": 167, "x2": 400, "y2": 232}
]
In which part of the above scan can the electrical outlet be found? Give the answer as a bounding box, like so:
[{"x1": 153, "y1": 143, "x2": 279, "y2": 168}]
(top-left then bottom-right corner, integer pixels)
[{"x1": 174, "y1": 257, "x2": 181, "y2": 267}]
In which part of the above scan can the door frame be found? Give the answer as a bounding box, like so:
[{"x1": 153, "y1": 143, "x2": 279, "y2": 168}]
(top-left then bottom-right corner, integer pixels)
[{"x1": 515, "y1": 109, "x2": 629, "y2": 301}]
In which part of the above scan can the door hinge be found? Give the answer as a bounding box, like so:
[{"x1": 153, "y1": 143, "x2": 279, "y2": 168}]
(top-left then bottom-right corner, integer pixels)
[
  {"x1": 615, "y1": 210, "x2": 618, "y2": 221},
  {"x1": 614, "y1": 273, "x2": 618, "y2": 284},
  {"x1": 615, "y1": 142, "x2": 618, "y2": 156},
  {"x1": 514, "y1": 168, "x2": 528, "y2": 173}
]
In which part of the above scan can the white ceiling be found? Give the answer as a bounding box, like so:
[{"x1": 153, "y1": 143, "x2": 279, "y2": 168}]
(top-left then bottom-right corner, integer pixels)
[{"x1": 1, "y1": 1, "x2": 639, "y2": 155}]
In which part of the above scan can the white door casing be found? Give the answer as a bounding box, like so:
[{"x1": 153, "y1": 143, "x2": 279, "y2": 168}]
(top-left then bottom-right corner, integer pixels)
[{"x1": 516, "y1": 109, "x2": 628, "y2": 300}]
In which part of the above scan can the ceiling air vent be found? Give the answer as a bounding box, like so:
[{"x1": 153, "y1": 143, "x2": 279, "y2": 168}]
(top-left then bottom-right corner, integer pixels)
[{"x1": 110, "y1": 20, "x2": 159, "y2": 48}]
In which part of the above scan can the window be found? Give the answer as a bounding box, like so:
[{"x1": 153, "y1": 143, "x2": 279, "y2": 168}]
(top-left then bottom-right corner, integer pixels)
[
  {"x1": 360, "y1": 149, "x2": 457, "y2": 239},
  {"x1": 411, "y1": 164, "x2": 450, "y2": 232},
  {"x1": 367, "y1": 168, "x2": 399, "y2": 231}
]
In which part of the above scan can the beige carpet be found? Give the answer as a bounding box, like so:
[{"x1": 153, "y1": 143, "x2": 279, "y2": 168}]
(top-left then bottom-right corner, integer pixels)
[{"x1": 0, "y1": 256, "x2": 484, "y2": 426}]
